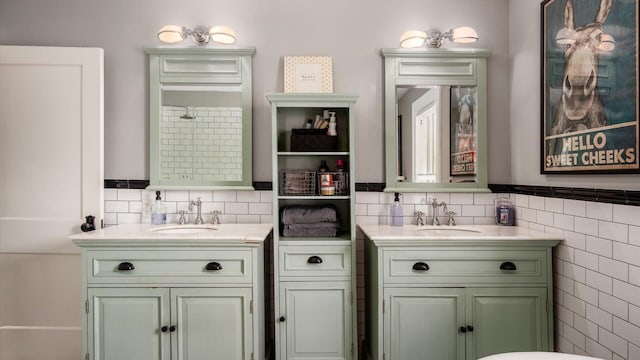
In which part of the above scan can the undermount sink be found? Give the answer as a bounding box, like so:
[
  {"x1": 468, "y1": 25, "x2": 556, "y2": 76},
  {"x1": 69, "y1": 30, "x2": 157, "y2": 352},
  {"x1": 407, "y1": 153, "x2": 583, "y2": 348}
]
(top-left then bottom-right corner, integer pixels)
[
  {"x1": 151, "y1": 225, "x2": 219, "y2": 235},
  {"x1": 415, "y1": 226, "x2": 482, "y2": 235}
]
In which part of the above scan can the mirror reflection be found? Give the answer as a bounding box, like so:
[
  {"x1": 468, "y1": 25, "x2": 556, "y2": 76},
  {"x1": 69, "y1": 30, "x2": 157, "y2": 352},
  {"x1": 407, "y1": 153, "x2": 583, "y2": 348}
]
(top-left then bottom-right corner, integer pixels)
[
  {"x1": 160, "y1": 86, "x2": 243, "y2": 183},
  {"x1": 396, "y1": 85, "x2": 477, "y2": 184}
]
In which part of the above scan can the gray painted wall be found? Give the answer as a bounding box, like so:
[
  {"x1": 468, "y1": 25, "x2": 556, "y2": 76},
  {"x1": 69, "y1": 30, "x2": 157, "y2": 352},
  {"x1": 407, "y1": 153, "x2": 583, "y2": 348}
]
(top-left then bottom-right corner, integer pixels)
[
  {"x1": 0, "y1": 0, "x2": 510, "y2": 183},
  {"x1": 509, "y1": 0, "x2": 640, "y2": 191}
]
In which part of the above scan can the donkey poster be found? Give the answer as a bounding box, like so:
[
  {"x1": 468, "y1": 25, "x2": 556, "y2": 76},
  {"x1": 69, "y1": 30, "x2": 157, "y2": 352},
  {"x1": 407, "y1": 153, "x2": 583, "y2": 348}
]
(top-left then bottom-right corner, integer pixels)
[{"x1": 542, "y1": 0, "x2": 639, "y2": 173}]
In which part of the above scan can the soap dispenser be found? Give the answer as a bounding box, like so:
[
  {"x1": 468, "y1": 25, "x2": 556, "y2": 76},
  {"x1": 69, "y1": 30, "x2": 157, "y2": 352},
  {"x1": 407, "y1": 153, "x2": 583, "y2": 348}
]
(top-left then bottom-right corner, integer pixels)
[
  {"x1": 391, "y1": 192, "x2": 403, "y2": 226},
  {"x1": 151, "y1": 190, "x2": 167, "y2": 225}
]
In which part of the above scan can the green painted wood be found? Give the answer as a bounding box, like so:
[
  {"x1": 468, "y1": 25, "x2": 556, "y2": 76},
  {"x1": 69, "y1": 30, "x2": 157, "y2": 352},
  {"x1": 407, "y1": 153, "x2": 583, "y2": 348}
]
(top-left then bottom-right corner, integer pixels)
[
  {"x1": 146, "y1": 48, "x2": 255, "y2": 190},
  {"x1": 382, "y1": 48, "x2": 491, "y2": 192},
  {"x1": 88, "y1": 287, "x2": 170, "y2": 360},
  {"x1": 279, "y1": 281, "x2": 352, "y2": 360},
  {"x1": 385, "y1": 288, "x2": 465, "y2": 360},
  {"x1": 172, "y1": 288, "x2": 252, "y2": 360},
  {"x1": 468, "y1": 287, "x2": 548, "y2": 359},
  {"x1": 267, "y1": 93, "x2": 358, "y2": 360}
]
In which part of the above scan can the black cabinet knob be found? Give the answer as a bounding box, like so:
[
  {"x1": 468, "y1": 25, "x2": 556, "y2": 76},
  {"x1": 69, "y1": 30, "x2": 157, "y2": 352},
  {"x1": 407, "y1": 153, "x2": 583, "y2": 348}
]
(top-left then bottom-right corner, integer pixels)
[
  {"x1": 279, "y1": 316, "x2": 286, "y2": 322},
  {"x1": 307, "y1": 256, "x2": 323, "y2": 264},
  {"x1": 169, "y1": 325, "x2": 176, "y2": 332},
  {"x1": 205, "y1": 262, "x2": 223, "y2": 271},
  {"x1": 500, "y1": 261, "x2": 517, "y2": 271},
  {"x1": 459, "y1": 326, "x2": 467, "y2": 333},
  {"x1": 117, "y1": 262, "x2": 135, "y2": 271},
  {"x1": 161, "y1": 326, "x2": 168, "y2": 333},
  {"x1": 467, "y1": 325, "x2": 474, "y2": 332},
  {"x1": 412, "y1": 262, "x2": 430, "y2": 271}
]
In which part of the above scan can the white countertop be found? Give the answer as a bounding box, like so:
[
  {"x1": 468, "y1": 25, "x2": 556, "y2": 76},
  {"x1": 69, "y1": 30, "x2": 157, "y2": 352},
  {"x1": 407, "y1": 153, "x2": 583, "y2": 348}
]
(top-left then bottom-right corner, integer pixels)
[
  {"x1": 358, "y1": 224, "x2": 562, "y2": 246},
  {"x1": 71, "y1": 223, "x2": 273, "y2": 245}
]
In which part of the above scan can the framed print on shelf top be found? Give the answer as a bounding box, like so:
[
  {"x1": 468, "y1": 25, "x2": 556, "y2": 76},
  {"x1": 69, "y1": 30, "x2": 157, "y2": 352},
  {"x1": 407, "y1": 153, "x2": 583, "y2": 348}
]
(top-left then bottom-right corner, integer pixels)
[
  {"x1": 284, "y1": 56, "x2": 333, "y2": 93},
  {"x1": 541, "y1": 0, "x2": 639, "y2": 174}
]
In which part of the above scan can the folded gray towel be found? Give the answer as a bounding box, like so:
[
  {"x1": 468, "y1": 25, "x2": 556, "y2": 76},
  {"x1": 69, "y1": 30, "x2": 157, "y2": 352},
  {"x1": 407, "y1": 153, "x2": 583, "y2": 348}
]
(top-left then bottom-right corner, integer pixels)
[
  {"x1": 281, "y1": 205, "x2": 337, "y2": 225},
  {"x1": 285, "y1": 222, "x2": 339, "y2": 230},
  {"x1": 282, "y1": 227, "x2": 338, "y2": 237}
]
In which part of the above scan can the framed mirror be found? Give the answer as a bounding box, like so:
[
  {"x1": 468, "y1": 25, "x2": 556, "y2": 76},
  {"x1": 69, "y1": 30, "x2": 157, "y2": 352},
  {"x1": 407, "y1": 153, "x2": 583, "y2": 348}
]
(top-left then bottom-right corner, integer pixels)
[
  {"x1": 146, "y1": 47, "x2": 255, "y2": 190},
  {"x1": 382, "y1": 48, "x2": 490, "y2": 192}
]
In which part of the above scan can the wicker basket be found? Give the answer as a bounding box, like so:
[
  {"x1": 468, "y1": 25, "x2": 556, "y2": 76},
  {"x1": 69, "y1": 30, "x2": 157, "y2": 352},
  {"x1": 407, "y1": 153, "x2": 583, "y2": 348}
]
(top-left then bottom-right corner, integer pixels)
[
  {"x1": 279, "y1": 170, "x2": 317, "y2": 196},
  {"x1": 318, "y1": 171, "x2": 349, "y2": 196}
]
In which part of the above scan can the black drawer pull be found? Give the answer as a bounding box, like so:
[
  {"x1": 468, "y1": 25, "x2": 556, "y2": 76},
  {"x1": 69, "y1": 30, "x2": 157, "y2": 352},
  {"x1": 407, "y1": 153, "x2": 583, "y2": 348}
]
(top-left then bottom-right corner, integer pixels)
[
  {"x1": 161, "y1": 326, "x2": 168, "y2": 333},
  {"x1": 467, "y1": 325, "x2": 474, "y2": 332},
  {"x1": 279, "y1": 316, "x2": 286, "y2": 322},
  {"x1": 169, "y1": 325, "x2": 176, "y2": 332},
  {"x1": 459, "y1": 326, "x2": 467, "y2": 333},
  {"x1": 205, "y1": 262, "x2": 223, "y2": 271},
  {"x1": 117, "y1": 262, "x2": 135, "y2": 271},
  {"x1": 500, "y1": 261, "x2": 517, "y2": 271},
  {"x1": 307, "y1": 256, "x2": 323, "y2": 264},
  {"x1": 412, "y1": 262, "x2": 430, "y2": 271}
]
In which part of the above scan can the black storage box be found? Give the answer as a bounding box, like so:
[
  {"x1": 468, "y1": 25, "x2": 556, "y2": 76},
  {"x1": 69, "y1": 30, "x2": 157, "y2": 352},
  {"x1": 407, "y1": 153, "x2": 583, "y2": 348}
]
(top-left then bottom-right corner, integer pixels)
[{"x1": 290, "y1": 128, "x2": 337, "y2": 152}]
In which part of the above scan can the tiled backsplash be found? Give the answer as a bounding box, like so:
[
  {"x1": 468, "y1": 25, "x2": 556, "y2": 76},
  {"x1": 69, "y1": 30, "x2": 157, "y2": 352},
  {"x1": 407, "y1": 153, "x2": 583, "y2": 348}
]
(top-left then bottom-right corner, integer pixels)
[{"x1": 104, "y1": 189, "x2": 640, "y2": 359}]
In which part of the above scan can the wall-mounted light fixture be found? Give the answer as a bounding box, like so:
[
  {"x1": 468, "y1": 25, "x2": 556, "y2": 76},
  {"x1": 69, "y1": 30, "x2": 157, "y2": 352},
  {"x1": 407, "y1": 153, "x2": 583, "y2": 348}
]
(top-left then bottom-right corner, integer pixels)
[
  {"x1": 400, "y1": 27, "x2": 478, "y2": 48},
  {"x1": 157, "y1": 25, "x2": 236, "y2": 45}
]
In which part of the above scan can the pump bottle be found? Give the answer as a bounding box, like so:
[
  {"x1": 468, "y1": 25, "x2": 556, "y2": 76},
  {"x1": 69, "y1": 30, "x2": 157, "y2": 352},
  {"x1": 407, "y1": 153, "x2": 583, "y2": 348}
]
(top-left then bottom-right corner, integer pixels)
[{"x1": 390, "y1": 192, "x2": 403, "y2": 226}]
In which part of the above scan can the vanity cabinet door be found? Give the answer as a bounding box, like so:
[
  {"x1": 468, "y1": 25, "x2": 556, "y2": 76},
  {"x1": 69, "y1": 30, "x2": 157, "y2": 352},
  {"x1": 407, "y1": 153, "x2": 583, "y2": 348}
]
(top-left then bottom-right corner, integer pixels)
[
  {"x1": 88, "y1": 288, "x2": 170, "y2": 360},
  {"x1": 279, "y1": 281, "x2": 352, "y2": 360},
  {"x1": 384, "y1": 288, "x2": 465, "y2": 360},
  {"x1": 467, "y1": 287, "x2": 548, "y2": 359},
  {"x1": 171, "y1": 288, "x2": 253, "y2": 360}
]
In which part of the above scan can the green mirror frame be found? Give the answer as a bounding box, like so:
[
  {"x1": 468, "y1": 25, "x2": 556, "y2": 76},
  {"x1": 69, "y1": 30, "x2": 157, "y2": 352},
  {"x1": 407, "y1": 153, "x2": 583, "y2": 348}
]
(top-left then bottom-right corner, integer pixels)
[
  {"x1": 146, "y1": 47, "x2": 255, "y2": 190},
  {"x1": 382, "y1": 48, "x2": 491, "y2": 193}
]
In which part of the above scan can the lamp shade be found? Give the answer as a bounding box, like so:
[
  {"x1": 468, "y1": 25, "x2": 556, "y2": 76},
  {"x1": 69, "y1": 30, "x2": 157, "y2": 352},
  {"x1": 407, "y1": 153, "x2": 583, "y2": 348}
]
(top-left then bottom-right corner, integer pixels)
[
  {"x1": 555, "y1": 28, "x2": 576, "y2": 45},
  {"x1": 451, "y1": 26, "x2": 478, "y2": 44},
  {"x1": 400, "y1": 30, "x2": 427, "y2": 48},
  {"x1": 158, "y1": 25, "x2": 185, "y2": 44},
  {"x1": 210, "y1": 26, "x2": 237, "y2": 44},
  {"x1": 598, "y1": 34, "x2": 615, "y2": 51}
]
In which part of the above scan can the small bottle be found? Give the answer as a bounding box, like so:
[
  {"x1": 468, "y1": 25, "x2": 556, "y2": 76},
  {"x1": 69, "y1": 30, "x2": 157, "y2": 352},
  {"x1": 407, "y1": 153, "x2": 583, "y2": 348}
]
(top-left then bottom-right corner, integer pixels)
[
  {"x1": 305, "y1": 118, "x2": 313, "y2": 129},
  {"x1": 151, "y1": 190, "x2": 167, "y2": 225},
  {"x1": 327, "y1": 112, "x2": 337, "y2": 136},
  {"x1": 318, "y1": 160, "x2": 329, "y2": 172},
  {"x1": 391, "y1": 192, "x2": 403, "y2": 226},
  {"x1": 335, "y1": 159, "x2": 345, "y2": 172}
]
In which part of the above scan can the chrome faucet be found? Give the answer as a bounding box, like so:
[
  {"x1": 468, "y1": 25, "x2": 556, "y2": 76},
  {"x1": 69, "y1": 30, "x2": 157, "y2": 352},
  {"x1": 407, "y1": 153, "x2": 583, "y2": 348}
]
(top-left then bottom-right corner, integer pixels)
[
  {"x1": 189, "y1": 197, "x2": 203, "y2": 224},
  {"x1": 415, "y1": 210, "x2": 425, "y2": 226},
  {"x1": 210, "y1": 210, "x2": 221, "y2": 225},
  {"x1": 431, "y1": 198, "x2": 447, "y2": 226}
]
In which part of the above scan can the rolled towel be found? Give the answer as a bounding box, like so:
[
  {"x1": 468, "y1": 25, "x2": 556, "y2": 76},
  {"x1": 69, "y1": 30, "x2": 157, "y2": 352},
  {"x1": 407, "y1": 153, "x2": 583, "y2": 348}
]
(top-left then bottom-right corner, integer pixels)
[{"x1": 281, "y1": 205, "x2": 337, "y2": 225}]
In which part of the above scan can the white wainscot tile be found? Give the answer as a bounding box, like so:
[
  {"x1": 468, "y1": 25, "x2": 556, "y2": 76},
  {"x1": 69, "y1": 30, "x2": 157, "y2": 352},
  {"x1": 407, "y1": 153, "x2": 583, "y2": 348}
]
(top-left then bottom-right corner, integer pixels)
[
  {"x1": 401, "y1": 204, "x2": 416, "y2": 217},
  {"x1": 564, "y1": 262, "x2": 586, "y2": 283},
  {"x1": 117, "y1": 213, "x2": 141, "y2": 224},
  {"x1": 613, "y1": 317, "x2": 640, "y2": 347},
  {"x1": 587, "y1": 202, "x2": 613, "y2": 221},
  {"x1": 237, "y1": 191, "x2": 261, "y2": 203},
  {"x1": 367, "y1": 204, "x2": 388, "y2": 217},
  {"x1": 103, "y1": 213, "x2": 117, "y2": 226},
  {"x1": 631, "y1": 265, "x2": 640, "y2": 287},
  {"x1": 537, "y1": 210, "x2": 554, "y2": 226},
  {"x1": 555, "y1": 336, "x2": 574, "y2": 354},
  {"x1": 544, "y1": 226, "x2": 564, "y2": 236},
  {"x1": 355, "y1": 192, "x2": 381, "y2": 204},
  {"x1": 248, "y1": 203, "x2": 271, "y2": 215},
  {"x1": 237, "y1": 215, "x2": 261, "y2": 223},
  {"x1": 529, "y1": 196, "x2": 545, "y2": 210},
  {"x1": 474, "y1": 193, "x2": 497, "y2": 205},
  {"x1": 555, "y1": 274, "x2": 575, "y2": 294},
  {"x1": 129, "y1": 201, "x2": 143, "y2": 214},
  {"x1": 574, "y1": 282, "x2": 598, "y2": 306},
  {"x1": 260, "y1": 215, "x2": 273, "y2": 224},
  {"x1": 117, "y1": 189, "x2": 142, "y2": 201},
  {"x1": 484, "y1": 205, "x2": 496, "y2": 217},
  {"x1": 556, "y1": 304, "x2": 574, "y2": 323},
  {"x1": 599, "y1": 257, "x2": 629, "y2": 282},
  {"x1": 585, "y1": 338, "x2": 613, "y2": 360},
  {"x1": 554, "y1": 213, "x2": 574, "y2": 231},
  {"x1": 598, "y1": 328, "x2": 628, "y2": 359},
  {"x1": 563, "y1": 231, "x2": 586, "y2": 250},
  {"x1": 403, "y1": 192, "x2": 428, "y2": 205},
  {"x1": 574, "y1": 313, "x2": 599, "y2": 339},
  {"x1": 522, "y1": 207, "x2": 537, "y2": 222},
  {"x1": 555, "y1": 244, "x2": 575, "y2": 263},
  {"x1": 225, "y1": 202, "x2": 248, "y2": 215},
  {"x1": 355, "y1": 216, "x2": 380, "y2": 225},
  {"x1": 613, "y1": 279, "x2": 640, "y2": 308},
  {"x1": 574, "y1": 250, "x2": 599, "y2": 271},
  {"x1": 630, "y1": 343, "x2": 640, "y2": 360},
  {"x1": 259, "y1": 191, "x2": 273, "y2": 203},
  {"x1": 586, "y1": 236, "x2": 613, "y2": 257},
  {"x1": 379, "y1": 192, "x2": 396, "y2": 204},
  {"x1": 545, "y1": 197, "x2": 564, "y2": 213},
  {"x1": 218, "y1": 214, "x2": 237, "y2": 224},
  {"x1": 599, "y1": 221, "x2": 629, "y2": 243},
  {"x1": 104, "y1": 189, "x2": 117, "y2": 201},
  {"x1": 586, "y1": 269, "x2": 613, "y2": 294},
  {"x1": 164, "y1": 190, "x2": 189, "y2": 201},
  {"x1": 453, "y1": 217, "x2": 474, "y2": 225},
  {"x1": 564, "y1": 199, "x2": 586, "y2": 217},
  {"x1": 613, "y1": 242, "x2": 640, "y2": 267},
  {"x1": 574, "y1": 217, "x2": 599, "y2": 236},
  {"x1": 529, "y1": 223, "x2": 545, "y2": 232},
  {"x1": 630, "y1": 304, "x2": 640, "y2": 327},
  {"x1": 189, "y1": 190, "x2": 213, "y2": 202},
  {"x1": 355, "y1": 204, "x2": 367, "y2": 216},
  {"x1": 213, "y1": 191, "x2": 237, "y2": 202},
  {"x1": 587, "y1": 302, "x2": 614, "y2": 331},
  {"x1": 473, "y1": 217, "x2": 496, "y2": 225},
  {"x1": 461, "y1": 205, "x2": 485, "y2": 217},
  {"x1": 630, "y1": 225, "x2": 640, "y2": 247},
  {"x1": 105, "y1": 200, "x2": 128, "y2": 213},
  {"x1": 613, "y1": 204, "x2": 640, "y2": 227},
  {"x1": 427, "y1": 193, "x2": 450, "y2": 204},
  {"x1": 449, "y1": 193, "x2": 473, "y2": 205},
  {"x1": 563, "y1": 322, "x2": 586, "y2": 350},
  {"x1": 513, "y1": 194, "x2": 529, "y2": 207}
]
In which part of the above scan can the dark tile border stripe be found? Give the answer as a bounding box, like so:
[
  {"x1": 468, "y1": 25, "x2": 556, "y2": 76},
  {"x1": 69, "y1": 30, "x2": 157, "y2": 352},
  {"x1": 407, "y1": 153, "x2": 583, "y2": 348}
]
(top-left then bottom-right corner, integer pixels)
[{"x1": 104, "y1": 180, "x2": 640, "y2": 206}]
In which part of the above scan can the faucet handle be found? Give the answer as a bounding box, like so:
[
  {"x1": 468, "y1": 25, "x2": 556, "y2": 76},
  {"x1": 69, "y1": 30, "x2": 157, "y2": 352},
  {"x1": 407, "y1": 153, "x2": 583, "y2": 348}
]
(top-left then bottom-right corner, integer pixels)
[
  {"x1": 210, "y1": 210, "x2": 221, "y2": 225},
  {"x1": 445, "y1": 210, "x2": 457, "y2": 226},
  {"x1": 178, "y1": 210, "x2": 187, "y2": 225},
  {"x1": 414, "y1": 210, "x2": 425, "y2": 226}
]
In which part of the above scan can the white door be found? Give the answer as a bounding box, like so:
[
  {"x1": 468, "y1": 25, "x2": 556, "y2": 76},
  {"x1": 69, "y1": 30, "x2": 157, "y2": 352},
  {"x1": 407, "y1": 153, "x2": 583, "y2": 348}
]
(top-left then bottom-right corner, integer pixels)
[{"x1": 0, "y1": 46, "x2": 103, "y2": 359}]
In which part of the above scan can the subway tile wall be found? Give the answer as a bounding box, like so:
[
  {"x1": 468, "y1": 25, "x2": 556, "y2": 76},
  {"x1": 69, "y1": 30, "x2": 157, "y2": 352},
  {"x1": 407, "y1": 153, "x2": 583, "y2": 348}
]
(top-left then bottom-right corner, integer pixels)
[{"x1": 104, "y1": 189, "x2": 640, "y2": 359}]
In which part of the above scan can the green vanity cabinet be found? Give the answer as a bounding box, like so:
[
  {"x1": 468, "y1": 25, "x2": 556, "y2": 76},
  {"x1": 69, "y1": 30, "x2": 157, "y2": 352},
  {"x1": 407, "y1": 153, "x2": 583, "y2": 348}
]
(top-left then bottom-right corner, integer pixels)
[
  {"x1": 73, "y1": 235, "x2": 266, "y2": 360},
  {"x1": 266, "y1": 93, "x2": 359, "y2": 360},
  {"x1": 362, "y1": 226, "x2": 560, "y2": 360}
]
